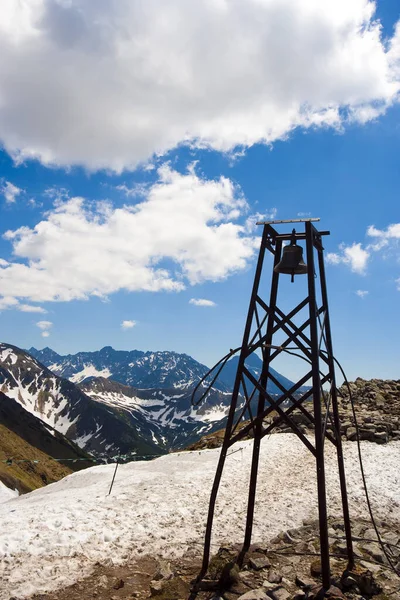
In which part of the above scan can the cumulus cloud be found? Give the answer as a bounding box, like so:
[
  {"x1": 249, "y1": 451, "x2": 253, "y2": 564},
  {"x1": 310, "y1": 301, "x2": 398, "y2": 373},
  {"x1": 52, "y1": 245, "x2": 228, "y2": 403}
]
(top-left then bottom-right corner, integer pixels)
[
  {"x1": 19, "y1": 304, "x2": 47, "y2": 313},
  {"x1": 0, "y1": 165, "x2": 256, "y2": 308},
  {"x1": 327, "y1": 221, "x2": 400, "y2": 289},
  {"x1": 121, "y1": 320, "x2": 137, "y2": 330},
  {"x1": 367, "y1": 223, "x2": 400, "y2": 250},
  {"x1": 355, "y1": 290, "x2": 369, "y2": 298},
  {"x1": 326, "y1": 243, "x2": 369, "y2": 274},
  {"x1": 36, "y1": 320, "x2": 52, "y2": 337},
  {"x1": 1, "y1": 180, "x2": 22, "y2": 203},
  {"x1": 0, "y1": 1, "x2": 399, "y2": 171},
  {"x1": 36, "y1": 320, "x2": 53, "y2": 330},
  {"x1": 189, "y1": 298, "x2": 216, "y2": 307}
]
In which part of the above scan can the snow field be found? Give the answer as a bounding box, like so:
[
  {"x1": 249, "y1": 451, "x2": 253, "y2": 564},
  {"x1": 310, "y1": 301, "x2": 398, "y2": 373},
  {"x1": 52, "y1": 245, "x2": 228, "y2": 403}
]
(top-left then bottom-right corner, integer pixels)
[
  {"x1": 0, "y1": 481, "x2": 18, "y2": 503},
  {"x1": 0, "y1": 434, "x2": 399, "y2": 599}
]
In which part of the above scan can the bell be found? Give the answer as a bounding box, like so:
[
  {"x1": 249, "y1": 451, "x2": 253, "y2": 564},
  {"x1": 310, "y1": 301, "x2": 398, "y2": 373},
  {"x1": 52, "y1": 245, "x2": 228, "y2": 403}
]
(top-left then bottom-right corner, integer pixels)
[{"x1": 274, "y1": 229, "x2": 308, "y2": 282}]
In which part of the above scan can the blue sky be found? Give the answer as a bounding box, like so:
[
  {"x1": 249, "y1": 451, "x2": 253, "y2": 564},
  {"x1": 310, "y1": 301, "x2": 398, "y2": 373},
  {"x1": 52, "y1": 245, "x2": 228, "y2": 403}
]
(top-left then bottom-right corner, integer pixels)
[{"x1": 0, "y1": 0, "x2": 399, "y2": 382}]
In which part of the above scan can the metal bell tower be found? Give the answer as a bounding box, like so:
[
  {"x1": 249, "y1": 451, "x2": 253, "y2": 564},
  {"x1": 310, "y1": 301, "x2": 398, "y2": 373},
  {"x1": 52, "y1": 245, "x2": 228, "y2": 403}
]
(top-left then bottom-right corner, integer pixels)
[{"x1": 198, "y1": 219, "x2": 354, "y2": 592}]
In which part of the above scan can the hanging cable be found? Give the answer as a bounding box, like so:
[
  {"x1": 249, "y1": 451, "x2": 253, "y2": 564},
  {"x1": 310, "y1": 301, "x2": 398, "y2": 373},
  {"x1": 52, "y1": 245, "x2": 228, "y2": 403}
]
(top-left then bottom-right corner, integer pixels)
[
  {"x1": 191, "y1": 346, "x2": 241, "y2": 407},
  {"x1": 331, "y1": 355, "x2": 400, "y2": 578},
  {"x1": 194, "y1": 341, "x2": 399, "y2": 579}
]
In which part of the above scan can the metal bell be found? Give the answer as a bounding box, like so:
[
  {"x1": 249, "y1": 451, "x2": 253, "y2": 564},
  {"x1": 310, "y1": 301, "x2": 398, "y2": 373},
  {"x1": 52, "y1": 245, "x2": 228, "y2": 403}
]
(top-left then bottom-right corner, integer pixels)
[{"x1": 274, "y1": 229, "x2": 308, "y2": 282}]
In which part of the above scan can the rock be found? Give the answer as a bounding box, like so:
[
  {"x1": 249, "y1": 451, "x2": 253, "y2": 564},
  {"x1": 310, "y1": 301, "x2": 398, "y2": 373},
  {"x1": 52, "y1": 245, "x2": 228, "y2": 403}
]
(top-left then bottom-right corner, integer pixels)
[
  {"x1": 361, "y1": 542, "x2": 386, "y2": 563},
  {"x1": 326, "y1": 585, "x2": 345, "y2": 598},
  {"x1": 308, "y1": 585, "x2": 344, "y2": 599},
  {"x1": 150, "y1": 580, "x2": 164, "y2": 594},
  {"x1": 310, "y1": 560, "x2": 323, "y2": 576},
  {"x1": 295, "y1": 575, "x2": 315, "y2": 589},
  {"x1": 113, "y1": 578, "x2": 124, "y2": 590},
  {"x1": 97, "y1": 575, "x2": 109, "y2": 588},
  {"x1": 219, "y1": 561, "x2": 240, "y2": 587},
  {"x1": 342, "y1": 567, "x2": 382, "y2": 595},
  {"x1": 374, "y1": 431, "x2": 388, "y2": 443},
  {"x1": 153, "y1": 560, "x2": 173, "y2": 581},
  {"x1": 237, "y1": 589, "x2": 269, "y2": 599},
  {"x1": 250, "y1": 557, "x2": 271, "y2": 571},
  {"x1": 149, "y1": 576, "x2": 190, "y2": 598},
  {"x1": 268, "y1": 588, "x2": 291, "y2": 600},
  {"x1": 291, "y1": 593, "x2": 306, "y2": 600},
  {"x1": 268, "y1": 570, "x2": 282, "y2": 584},
  {"x1": 345, "y1": 427, "x2": 357, "y2": 441},
  {"x1": 383, "y1": 531, "x2": 400, "y2": 546}
]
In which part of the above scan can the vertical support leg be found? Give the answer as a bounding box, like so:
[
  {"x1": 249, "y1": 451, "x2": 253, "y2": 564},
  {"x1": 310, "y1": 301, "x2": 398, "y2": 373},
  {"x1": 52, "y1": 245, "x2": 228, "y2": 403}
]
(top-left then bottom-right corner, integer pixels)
[
  {"x1": 318, "y1": 249, "x2": 354, "y2": 569},
  {"x1": 239, "y1": 239, "x2": 282, "y2": 562},
  {"x1": 306, "y1": 222, "x2": 331, "y2": 591},
  {"x1": 198, "y1": 226, "x2": 272, "y2": 579}
]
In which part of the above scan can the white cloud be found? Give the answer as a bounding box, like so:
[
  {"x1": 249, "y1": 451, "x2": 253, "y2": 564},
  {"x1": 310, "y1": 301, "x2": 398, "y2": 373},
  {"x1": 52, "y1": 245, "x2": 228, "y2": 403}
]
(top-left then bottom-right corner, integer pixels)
[
  {"x1": 121, "y1": 320, "x2": 137, "y2": 330},
  {"x1": 36, "y1": 320, "x2": 53, "y2": 330},
  {"x1": 19, "y1": 304, "x2": 47, "y2": 313},
  {"x1": 0, "y1": 165, "x2": 256, "y2": 307},
  {"x1": 116, "y1": 183, "x2": 150, "y2": 198},
  {"x1": 189, "y1": 298, "x2": 216, "y2": 307},
  {"x1": 41, "y1": 331, "x2": 50, "y2": 338},
  {"x1": 328, "y1": 221, "x2": 400, "y2": 289},
  {"x1": 355, "y1": 289, "x2": 369, "y2": 298},
  {"x1": 0, "y1": 296, "x2": 19, "y2": 311},
  {"x1": 1, "y1": 180, "x2": 22, "y2": 203},
  {"x1": 367, "y1": 223, "x2": 400, "y2": 242},
  {"x1": 326, "y1": 242, "x2": 369, "y2": 274},
  {"x1": 244, "y1": 209, "x2": 278, "y2": 233},
  {"x1": 0, "y1": 1, "x2": 399, "y2": 171}
]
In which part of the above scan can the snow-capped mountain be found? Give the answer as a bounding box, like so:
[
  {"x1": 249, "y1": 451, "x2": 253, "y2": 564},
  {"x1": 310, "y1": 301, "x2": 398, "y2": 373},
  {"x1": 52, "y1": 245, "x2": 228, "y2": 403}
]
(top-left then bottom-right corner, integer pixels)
[
  {"x1": 2, "y1": 343, "x2": 303, "y2": 458},
  {"x1": 28, "y1": 345, "x2": 301, "y2": 397},
  {"x1": 79, "y1": 376, "x2": 233, "y2": 449},
  {"x1": 0, "y1": 344, "x2": 238, "y2": 456},
  {"x1": 28, "y1": 346, "x2": 225, "y2": 390},
  {"x1": 0, "y1": 344, "x2": 161, "y2": 458}
]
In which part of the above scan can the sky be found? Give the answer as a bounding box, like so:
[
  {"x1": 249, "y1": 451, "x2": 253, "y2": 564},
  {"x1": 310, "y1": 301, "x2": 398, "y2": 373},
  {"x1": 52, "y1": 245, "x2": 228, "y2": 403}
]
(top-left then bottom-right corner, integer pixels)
[{"x1": 0, "y1": 0, "x2": 399, "y2": 382}]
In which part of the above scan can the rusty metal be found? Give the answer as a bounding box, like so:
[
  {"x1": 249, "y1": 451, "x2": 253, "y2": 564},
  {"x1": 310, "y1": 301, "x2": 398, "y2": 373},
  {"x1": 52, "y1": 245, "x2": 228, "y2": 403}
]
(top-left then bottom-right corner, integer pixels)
[{"x1": 197, "y1": 221, "x2": 354, "y2": 594}]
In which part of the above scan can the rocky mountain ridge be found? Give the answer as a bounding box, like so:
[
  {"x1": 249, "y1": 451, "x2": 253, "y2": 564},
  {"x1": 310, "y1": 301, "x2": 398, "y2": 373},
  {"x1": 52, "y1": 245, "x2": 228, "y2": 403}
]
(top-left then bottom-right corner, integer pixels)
[
  {"x1": 0, "y1": 343, "x2": 249, "y2": 458},
  {"x1": 28, "y1": 345, "x2": 227, "y2": 390},
  {"x1": 0, "y1": 343, "x2": 161, "y2": 458},
  {"x1": 28, "y1": 345, "x2": 301, "y2": 397},
  {"x1": 79, "y1": 376, "x2": 233, "y2": 449},
  {"x1": 188, "y1": 376, "x2": 400, "y2": 450}
]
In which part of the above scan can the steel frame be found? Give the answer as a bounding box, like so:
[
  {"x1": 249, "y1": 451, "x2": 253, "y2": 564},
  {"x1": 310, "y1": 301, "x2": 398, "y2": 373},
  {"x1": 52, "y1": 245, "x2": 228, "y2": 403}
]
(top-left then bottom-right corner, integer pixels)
[{"x1": 197, "y1": 222, "x2": 354, "y2": 592}]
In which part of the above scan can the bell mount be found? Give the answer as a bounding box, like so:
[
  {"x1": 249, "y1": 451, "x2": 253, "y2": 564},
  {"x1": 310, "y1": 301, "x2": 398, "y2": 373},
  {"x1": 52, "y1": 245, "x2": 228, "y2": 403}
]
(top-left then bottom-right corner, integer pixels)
[{"x1": 196, "y1": 220, "x2": 354, "y2": 595}]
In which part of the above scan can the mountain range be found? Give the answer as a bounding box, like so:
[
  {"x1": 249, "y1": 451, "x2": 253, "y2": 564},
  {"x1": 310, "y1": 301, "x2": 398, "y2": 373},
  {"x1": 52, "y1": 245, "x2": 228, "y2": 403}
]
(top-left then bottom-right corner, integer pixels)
[
  {"x1": 0, "y1": 343, "x2": 300, "y2": 473},
  {"x1": 29, "y1": 345, "x2": 297, "y2": 395}
]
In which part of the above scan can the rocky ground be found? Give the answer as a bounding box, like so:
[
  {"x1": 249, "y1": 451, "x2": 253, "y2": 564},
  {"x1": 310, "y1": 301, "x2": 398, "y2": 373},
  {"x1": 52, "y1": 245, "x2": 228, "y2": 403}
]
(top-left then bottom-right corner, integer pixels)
[
  {"x1": 189, "y1": 379, "x2": 400, "y2": 450},
  {"x1": 27, "y1": 517, "x2": 400, "y2": 600}
]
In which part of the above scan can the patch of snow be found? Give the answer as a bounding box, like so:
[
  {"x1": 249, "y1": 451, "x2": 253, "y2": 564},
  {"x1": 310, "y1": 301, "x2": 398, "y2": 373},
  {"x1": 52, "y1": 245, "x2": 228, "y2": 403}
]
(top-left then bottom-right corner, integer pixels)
[
  {"x1": 0, "y1": 482, "x2": 19, "y2": 504},
  {"x1": 0, "y1": 436, "x2": 399, "y2": 599},
  {"x1": 0, "y1": 347, "x2": 18, "y2": 365},
  {"x1": 70, "y1": 366, "x2": 112, "y2": 384}
]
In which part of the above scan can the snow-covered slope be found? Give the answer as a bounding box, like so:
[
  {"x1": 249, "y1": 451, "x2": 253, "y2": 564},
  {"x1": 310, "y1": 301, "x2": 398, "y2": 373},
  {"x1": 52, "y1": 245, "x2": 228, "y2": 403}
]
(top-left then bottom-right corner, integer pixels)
[
  {"x1": 0, "y1": 435, "x2": 399, "y2": 599},
  {"x1": 79, "y1": 376, "x2": 234, "y2": 449},
  {"x1": 0, "y1": 344, "x2": 161, "y2": 458},
  {"x1": 0, "y1": 343, "x2": 236, "y2": 455}
]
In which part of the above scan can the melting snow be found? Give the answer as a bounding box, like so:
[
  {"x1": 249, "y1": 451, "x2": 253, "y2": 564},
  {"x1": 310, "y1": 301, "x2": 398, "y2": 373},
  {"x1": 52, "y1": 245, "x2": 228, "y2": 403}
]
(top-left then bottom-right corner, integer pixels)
[
  {"x1": 0, "y1": 435, "x2": 399, "y2": 599},
  {"x1": 70, "y1": 366, "x2": 112, "y2": 384},
  {"x1": 0, "y1": 482, "x2": 19, "y2": 504},
  {"x1": 0, "y1": 348, "x2": 17, "y2": 365}
]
